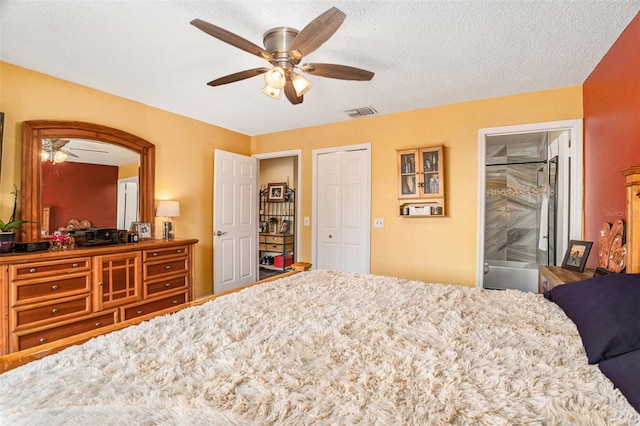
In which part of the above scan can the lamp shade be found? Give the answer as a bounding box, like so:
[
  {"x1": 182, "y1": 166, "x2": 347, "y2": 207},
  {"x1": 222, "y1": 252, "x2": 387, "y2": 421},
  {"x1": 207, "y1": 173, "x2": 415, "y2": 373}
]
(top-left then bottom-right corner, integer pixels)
[
  {"x1": 156, "y1": 200, "x2": 180, "y2": 217},
  {"x1": 292, "y1": 74, "x2": 313, "y2": 97},
  {"x1": 264, "y1": 66, "x2": 286, "y2": 89}
]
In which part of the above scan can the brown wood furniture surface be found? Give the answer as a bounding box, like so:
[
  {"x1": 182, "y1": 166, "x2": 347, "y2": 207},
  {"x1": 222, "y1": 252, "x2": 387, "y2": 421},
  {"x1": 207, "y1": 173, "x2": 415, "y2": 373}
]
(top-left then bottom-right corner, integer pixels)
[
  {"x1": 0, "y1": 239, "x2": 197, "y2": 359},
  {"x1": 0, "y1": 261, "x2": 311, "y2": 374},
  {"x1": 624, "y1": 165, "x2": 640, "y2": 273},
  {"x1": 538, "y1": 265, "x2": 595, "y2": 293}
]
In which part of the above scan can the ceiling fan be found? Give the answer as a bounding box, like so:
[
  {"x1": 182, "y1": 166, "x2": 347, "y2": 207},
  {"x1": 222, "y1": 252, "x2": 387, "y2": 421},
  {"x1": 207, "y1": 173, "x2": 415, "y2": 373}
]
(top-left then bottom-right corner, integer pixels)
[
  {"x1": 191, "y1": 7, "x2": 374, "y2": 105},
  {"x1": 41, "y1": 138, "x2": 79, "y2": 163}
]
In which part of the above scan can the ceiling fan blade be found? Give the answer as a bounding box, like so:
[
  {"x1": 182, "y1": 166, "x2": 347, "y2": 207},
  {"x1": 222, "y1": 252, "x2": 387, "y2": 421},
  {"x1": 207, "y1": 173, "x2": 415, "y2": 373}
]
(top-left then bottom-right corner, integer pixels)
[
  {"x1": 289, "y1": 7, "x2": 346, "y2": 58},
  {"x1": 60, "y1": 149, "x2": 79, "y2": 158},
  {"x1": 207, "y1": 68, "x2": 270, "y2": 86},
  {"x1": 191, "y1": 19, "x2": 273, "y2": 61},
  {"x1": 301, "y1": 63, "x2": 374, "y2": 81},
  {"x1": 284, "y1": 80, "x2": 303, "y2": 105}
]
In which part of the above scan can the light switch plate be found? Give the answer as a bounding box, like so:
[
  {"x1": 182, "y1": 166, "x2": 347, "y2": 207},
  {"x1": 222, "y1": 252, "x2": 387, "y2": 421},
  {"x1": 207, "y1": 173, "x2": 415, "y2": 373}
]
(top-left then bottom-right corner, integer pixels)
[
  {"x1": 304, "y1": 216, "x2": 310, "y2": 226},
  {"x1": 373, "y1": 218, "x2": 384, "y2": 228}
]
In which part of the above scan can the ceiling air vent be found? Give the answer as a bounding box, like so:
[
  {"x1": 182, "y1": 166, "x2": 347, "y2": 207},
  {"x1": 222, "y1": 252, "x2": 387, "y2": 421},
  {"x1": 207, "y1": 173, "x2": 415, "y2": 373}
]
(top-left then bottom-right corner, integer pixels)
[{"x1": 345, "y1": 106, "x2": 377, "y2": 118}]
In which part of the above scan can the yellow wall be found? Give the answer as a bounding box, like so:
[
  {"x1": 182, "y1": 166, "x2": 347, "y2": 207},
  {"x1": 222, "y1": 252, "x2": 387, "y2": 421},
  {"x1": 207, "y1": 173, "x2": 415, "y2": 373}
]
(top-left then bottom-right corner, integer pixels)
[
  {"x1": 252, "y1": 87, "x2": 583, "y2": 286},
  {"x1": 259, "y1": 156, "x2": 297, "y2": 190},
  {"x1": 118, "y1": 162, "x2": 140, "y2": 179},
  {"x1": 0, "y1": 62, "x2": 251, "y2": 297},
  {"x1": 1, "y1": 61, "x2": 583, "y2": 293}
]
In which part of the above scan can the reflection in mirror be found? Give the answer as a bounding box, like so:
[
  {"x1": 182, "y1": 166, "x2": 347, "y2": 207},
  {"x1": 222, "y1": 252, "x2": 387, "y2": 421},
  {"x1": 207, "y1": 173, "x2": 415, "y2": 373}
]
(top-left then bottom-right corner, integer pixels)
[
  {"x1": 41, "y1": 138, "x2": 140, "y2": 234},
  {"x1": 21, "y1": 121, "x2": 155, "y2": 242}
]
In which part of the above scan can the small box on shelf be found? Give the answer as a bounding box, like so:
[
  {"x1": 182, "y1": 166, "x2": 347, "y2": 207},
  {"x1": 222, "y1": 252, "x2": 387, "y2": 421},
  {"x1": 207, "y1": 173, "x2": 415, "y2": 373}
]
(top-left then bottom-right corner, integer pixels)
[
  {"x1": 274, "y1": 254, "x2": 293, "y2": 268},
  {"x1": 400, "y1": 202, "x2": 445, "y2": 217}
]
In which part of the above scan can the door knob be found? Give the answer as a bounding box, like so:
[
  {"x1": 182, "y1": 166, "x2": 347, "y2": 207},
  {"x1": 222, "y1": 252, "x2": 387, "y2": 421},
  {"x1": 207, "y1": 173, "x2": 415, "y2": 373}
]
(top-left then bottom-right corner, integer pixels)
[
  {"x1": 328, "y1": 234, "x2": 333, "y2": 238},
  {"x1": 215, "y1": 231, "x2": 228, "y2": 236}
]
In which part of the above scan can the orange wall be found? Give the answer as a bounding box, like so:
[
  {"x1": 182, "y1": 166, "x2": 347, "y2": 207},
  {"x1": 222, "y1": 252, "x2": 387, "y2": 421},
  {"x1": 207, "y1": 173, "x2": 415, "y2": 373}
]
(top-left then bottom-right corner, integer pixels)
[
  {"x1": 0, "y1": 62, "x2": 251, "y2": 297},
  {"x1": 252, "y1": 87, "x2": 583, "y2": 285},
  {"x1": 583, "y1": 12, "x2": 640, "y2": 267}
]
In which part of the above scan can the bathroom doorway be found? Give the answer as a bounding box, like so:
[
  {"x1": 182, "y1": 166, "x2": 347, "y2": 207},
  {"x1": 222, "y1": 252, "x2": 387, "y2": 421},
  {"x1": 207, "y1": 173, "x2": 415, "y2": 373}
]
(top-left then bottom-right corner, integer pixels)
[{"x1": 476, "y1": 120, "x2": 583, "y2": 292}]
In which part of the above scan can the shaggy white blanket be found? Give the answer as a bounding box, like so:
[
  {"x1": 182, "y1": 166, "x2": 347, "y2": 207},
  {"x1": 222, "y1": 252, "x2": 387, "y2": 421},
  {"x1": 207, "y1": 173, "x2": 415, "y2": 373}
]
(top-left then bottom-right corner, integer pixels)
[{"x1": 1, "y1": 270, "x2": 638, "y2": 425}]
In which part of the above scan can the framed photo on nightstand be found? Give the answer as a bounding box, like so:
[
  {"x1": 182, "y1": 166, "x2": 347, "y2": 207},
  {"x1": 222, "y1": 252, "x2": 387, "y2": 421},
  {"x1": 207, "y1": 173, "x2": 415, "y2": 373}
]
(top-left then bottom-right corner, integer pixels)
[{"x1": 561, "y1": 240, "x2": 592, "y2": 272}]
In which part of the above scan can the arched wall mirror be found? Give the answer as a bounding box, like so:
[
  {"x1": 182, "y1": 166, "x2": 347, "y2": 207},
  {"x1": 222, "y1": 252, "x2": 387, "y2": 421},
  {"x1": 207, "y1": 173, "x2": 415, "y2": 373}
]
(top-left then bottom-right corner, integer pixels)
[{"x1": 21, "y1": 121, "x2": 155, "y2": 242}]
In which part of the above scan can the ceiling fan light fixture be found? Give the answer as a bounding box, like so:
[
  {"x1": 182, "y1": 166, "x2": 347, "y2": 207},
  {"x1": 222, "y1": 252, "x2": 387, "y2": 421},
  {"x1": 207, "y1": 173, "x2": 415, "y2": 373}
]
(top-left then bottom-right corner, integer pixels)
[
  {"x1": 292, "y1": 73, "x2": 313, "y2": 97},
  {"x1": 262, "y1": 85, "x2": 281, "y2": 99},
  {"x1": 53, "y1": 150, "x2": 68, "y2": 164},
  {"x1": 264, "y1": 66, "x2": 286, "y2": 89}
]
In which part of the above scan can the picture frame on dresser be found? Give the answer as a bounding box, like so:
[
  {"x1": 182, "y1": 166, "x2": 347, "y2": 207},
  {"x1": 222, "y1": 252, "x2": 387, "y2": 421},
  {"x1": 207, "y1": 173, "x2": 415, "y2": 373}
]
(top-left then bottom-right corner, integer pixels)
[
  {"x1": 561, "y1": 240, "x2": 593, "y2": 272},
  {"x1": 137, "y1": 222, "x2": 152, "y2": 239}
]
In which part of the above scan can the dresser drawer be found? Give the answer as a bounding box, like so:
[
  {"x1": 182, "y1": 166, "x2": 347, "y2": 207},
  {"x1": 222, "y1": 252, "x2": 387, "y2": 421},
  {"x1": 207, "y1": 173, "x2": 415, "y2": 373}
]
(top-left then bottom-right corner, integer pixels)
[
  {"x1": 143, "y1": 246, "x2": 188, "y2": 262},
  {"x1": 14, "y1": 310, "x2": 118, "y2": 352},
  {"x1": 144, "y1": 274, "x2": 189, "y2": 298},
  {"x1": 145, "y1": 258, "x2": 188, "y2": 279},
  {"x1": 260, "y1": 243, "x2": 294, "y2": 252},
  {"x1": 264, "y1": 235, "x2": 293, "y2": 244},
  {"x1": 12, "y1": 274, "x2": 91, "y2": 306},
  {"x1": 121, "y1": 291, "x2": 187, "y2": 321},
  {"x1": 12, "y1": 294, "x2": 92, "y2": 330},
  {"x1": 10, "y1": 258, "x2": 91, "y2": 280}
]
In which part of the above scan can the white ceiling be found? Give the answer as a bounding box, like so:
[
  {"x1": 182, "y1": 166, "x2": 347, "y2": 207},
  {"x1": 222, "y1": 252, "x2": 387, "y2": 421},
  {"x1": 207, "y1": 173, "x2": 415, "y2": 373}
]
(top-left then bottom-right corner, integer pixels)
[{"x1": 2, "y1": 1, "x2": 639, "y2": 136}]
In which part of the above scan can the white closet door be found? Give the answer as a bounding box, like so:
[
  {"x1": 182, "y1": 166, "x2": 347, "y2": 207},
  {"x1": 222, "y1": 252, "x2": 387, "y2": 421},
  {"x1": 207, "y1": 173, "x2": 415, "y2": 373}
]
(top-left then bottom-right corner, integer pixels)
[{"x1": 316, "y1": 148, "x2": 370, "y2": 273}]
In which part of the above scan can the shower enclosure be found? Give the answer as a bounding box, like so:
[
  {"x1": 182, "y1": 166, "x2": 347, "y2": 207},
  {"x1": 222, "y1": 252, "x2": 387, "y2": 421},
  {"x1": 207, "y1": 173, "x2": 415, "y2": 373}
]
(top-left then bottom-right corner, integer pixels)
[{"x1": 482, "y1": 132, "x2": 558, "y2": 292}]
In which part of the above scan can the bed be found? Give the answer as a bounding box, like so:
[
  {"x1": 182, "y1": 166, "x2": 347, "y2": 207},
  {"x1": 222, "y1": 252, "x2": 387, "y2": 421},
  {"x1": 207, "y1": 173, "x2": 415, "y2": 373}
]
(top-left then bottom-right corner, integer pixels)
[
  {"x1": 1, "y1": 266, "x2": 639, "y2": 424},
  {"x1": 3, "y1": 173, "x2": 640, "y2": 424}
]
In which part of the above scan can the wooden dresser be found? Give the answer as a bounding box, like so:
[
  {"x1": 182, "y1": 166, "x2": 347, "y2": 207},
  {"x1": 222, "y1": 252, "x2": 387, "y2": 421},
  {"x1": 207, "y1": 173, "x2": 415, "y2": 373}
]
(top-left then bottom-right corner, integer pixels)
[{"x1": 0, "y1": 239, "x2": 197, "y2": 356}]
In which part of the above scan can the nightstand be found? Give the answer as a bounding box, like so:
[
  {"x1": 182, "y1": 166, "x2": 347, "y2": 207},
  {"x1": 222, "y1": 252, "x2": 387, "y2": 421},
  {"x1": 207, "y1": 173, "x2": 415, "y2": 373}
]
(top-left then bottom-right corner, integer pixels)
[{"x1": 538, "y1": 265, "x2": 595, "y2": 293}]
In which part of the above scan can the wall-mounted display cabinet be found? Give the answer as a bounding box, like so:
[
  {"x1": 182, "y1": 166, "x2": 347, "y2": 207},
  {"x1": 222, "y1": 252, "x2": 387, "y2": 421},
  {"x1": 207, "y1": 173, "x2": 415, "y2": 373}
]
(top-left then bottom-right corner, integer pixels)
[{"x1": 397, "y1": 145, "x2": 445, "y2": 216}]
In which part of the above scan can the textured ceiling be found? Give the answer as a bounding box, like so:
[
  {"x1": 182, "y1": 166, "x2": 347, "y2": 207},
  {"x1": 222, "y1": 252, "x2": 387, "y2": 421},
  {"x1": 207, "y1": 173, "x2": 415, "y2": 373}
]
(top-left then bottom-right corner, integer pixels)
[{"x1": 1, "y1": 1, "x2": 639, "y2": 136}]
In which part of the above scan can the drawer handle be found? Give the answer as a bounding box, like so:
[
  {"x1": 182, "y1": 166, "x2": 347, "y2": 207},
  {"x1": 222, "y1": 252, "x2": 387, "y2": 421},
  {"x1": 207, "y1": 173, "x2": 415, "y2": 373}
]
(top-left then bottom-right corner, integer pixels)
[
  {"x1": 152, "y1": 252, "x2": 158, "y2": 257},
  {"x1": 52, "y1": 285, "x2": 59, "y2": 291},
  {"x1": 165, "y1": 265, "x2": 171, "y2": 270},
  {"x1": 72, "y1": 263, "x2": 78, "y2": 268},
  {"x1": 52, "y1": 308, "x2": 58, "y2": 314},
  {"x1": 95, "y1": 322, "x2": 102, "y2": 327},
  {"x1": 165, "y1": 283, "x2": 171, "y2": 287},
  {"x1": 98, "y1": 282, "x2": 103, "y2": 287},
  {"x1": 137, "y1": 310, "x2": 143, "y2": 315},
  {"x1": 29, "y1": 268, "x2": 36, "y2": 273},
  {"x1": 173, "y1": 300, "x2": 178, "y2": 304},
  {"x1": 176, "y1": 249, "x2": 182, "y2": 253},
  {"x1": 39, "y1": 338, "x2": 46, "y2": 344}
]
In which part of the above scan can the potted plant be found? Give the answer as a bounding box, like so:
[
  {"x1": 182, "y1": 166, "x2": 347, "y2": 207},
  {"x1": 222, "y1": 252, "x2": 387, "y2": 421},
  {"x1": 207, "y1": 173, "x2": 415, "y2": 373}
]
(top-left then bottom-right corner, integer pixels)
[{"x1": 0, "y1": 219, "x2": 28, "y2": 253}]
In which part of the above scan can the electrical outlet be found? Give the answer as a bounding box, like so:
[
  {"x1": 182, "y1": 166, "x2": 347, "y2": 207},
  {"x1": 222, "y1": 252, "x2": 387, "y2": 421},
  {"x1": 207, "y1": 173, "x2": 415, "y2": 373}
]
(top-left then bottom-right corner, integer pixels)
[
  {"x1": 373, "y1": 218, "x2": 384, "y2": 228},
  {"x1": 304, "y1": 216, "x2": 310, "y2": 226}
]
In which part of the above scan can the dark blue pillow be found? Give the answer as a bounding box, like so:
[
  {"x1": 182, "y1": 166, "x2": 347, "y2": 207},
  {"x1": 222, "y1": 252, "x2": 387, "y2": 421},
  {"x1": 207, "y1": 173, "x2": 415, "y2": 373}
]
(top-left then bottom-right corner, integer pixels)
[
  {"x1": 545, "y1": 273, "x2": 640, "y2": 364},
  {"x1": 599, "y1": 350, "x2": 640, "y2": 413}
]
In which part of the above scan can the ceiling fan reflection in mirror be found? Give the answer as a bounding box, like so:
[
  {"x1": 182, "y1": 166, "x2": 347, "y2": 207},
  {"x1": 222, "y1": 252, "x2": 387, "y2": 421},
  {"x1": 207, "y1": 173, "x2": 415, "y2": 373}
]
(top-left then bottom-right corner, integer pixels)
[
  {"x1": 191, "y1": 7, "x2": 374, "y2": 105},
  {"x1": 41, "y1": 138, "x2": 78, "y2": 164},
  {"x1": 42, "y1": 138, "x2": 108, "y2": 164}
]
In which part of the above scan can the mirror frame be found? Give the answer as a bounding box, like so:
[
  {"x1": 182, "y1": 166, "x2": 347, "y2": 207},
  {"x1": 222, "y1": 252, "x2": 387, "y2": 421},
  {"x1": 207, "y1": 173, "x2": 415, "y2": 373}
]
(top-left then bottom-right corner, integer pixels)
[{"x1": 21, "y1": 120, "x2": 155, "y2": 241}]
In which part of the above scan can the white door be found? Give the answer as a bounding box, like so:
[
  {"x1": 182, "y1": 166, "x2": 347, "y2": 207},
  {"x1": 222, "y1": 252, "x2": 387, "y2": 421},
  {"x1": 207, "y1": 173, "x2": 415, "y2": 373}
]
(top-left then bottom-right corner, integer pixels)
[
  {"x1": 213, "y1": 150, "x2": 258, "y2": 293},
  {"x1": 315, "y1": 146, "x2": 370, "y2": 273},
  {"x1": 116, "y1": 177, "x2": 138, "y2": 230}
]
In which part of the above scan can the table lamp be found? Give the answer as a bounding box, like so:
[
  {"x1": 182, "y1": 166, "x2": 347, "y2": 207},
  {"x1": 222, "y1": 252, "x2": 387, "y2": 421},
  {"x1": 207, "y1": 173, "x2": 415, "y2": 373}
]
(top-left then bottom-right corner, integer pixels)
[{"x1": 156, "y1": 200, "x2": 180, "y2": 240}]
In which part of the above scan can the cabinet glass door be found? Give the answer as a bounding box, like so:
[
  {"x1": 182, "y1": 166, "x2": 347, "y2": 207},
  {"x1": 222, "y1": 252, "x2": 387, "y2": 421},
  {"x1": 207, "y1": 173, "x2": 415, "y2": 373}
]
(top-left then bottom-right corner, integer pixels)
[
  {"x1": 399, "y1": 151, "x2": 418, "y2": 198},
  {"x1": 420, "y1": 147, "x2": 443, "y2": 197}
]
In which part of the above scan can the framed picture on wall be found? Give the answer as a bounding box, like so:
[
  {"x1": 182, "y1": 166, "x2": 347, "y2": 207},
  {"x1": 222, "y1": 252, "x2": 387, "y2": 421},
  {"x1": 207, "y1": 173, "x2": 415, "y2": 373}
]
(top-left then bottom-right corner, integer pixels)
[
  {"x1": 561, "y1": 240, "x2": 593, "y2": 272},
  {"x1": 267, "y1": 182, "x2": 287, "y2": 201}
]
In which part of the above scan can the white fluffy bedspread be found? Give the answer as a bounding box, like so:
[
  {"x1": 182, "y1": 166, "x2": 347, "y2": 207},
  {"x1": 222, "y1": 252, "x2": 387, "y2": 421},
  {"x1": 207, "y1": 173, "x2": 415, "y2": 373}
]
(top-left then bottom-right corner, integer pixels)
[{"x1": 1, "y1": 270, "x2": 638, "y2": 425}]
